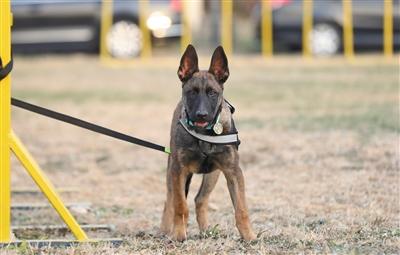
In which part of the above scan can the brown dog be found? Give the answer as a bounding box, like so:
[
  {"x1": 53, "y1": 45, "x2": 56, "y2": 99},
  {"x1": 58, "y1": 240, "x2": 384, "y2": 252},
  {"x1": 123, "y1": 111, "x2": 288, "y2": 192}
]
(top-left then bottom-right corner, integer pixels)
[{"x1": 160, "y1": 45, "x2": 256, "y2": 241}]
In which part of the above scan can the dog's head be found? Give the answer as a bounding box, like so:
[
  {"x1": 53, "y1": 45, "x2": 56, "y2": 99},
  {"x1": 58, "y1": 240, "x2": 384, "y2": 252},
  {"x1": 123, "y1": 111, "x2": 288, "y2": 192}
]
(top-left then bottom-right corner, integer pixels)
[{"x1": 178, "y1": 45, "x2": 229, "y2": 128}]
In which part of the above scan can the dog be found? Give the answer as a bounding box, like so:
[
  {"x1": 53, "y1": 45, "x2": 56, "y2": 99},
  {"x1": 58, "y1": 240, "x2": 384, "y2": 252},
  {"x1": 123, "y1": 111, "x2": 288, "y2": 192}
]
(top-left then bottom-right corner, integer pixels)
[{"x1": 160, "y1": 45, "x2": 256, "y2": 242}]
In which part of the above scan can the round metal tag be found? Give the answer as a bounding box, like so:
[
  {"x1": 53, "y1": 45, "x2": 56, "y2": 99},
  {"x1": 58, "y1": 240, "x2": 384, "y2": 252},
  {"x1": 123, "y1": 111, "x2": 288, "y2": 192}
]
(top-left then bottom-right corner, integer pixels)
[{"x1": 213, "y1": 122, "x2": 223, "y2": 135}]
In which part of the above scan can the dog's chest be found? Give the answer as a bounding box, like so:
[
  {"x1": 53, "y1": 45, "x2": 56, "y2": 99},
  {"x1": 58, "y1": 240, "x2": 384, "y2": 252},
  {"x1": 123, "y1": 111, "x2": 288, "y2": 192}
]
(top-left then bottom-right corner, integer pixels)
[
  {"x1": 198, "y1": 140, "x2": 225, "y2": 155},
  {"x1": 185, "y1": 142, "x2": 230, "y2": 174}
]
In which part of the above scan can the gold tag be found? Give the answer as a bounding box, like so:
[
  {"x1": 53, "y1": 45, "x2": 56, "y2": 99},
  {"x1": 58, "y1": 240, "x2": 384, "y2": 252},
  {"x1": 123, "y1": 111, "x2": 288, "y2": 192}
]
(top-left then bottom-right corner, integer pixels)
[{"x1": 213, "y1": 122, "x2": 223, "y2": 135}]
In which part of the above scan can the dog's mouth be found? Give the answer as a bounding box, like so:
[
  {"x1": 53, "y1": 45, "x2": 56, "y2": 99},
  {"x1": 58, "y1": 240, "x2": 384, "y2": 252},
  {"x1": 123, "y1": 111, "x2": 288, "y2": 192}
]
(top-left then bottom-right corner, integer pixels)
[{"x1": 193, "y1": 121, "x2": 209, "y2": 128}]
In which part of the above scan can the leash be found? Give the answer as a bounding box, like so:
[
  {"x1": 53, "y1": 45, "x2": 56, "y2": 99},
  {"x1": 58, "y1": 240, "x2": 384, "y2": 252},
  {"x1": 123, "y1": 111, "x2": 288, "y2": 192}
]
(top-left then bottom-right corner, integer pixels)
[
  {"x1": 2, "y1": 55, "x2": 239, "y2": 154},
  {"x1": 0, "y1": 54, "x2": 13, "y2": 80},
  {"x1": 11, "y1": 98, "x2": 171, "y2": 154},
  {"x1": 1, "y1": 55, "x2": 170, "y2": 154}
]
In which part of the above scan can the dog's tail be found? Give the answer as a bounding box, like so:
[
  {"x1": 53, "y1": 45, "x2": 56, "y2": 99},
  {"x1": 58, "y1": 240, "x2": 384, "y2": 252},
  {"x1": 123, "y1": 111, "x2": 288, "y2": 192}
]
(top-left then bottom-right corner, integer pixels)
[{"x1": 185, "y1": 173, "x2": 193, "y2": 198}]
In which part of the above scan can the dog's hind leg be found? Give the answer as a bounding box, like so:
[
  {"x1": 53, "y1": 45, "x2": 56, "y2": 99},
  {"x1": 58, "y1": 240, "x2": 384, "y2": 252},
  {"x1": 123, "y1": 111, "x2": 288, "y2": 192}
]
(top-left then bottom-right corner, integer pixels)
[{"x1": 195, "y1": 170, "x2": 220, "y2": 232}]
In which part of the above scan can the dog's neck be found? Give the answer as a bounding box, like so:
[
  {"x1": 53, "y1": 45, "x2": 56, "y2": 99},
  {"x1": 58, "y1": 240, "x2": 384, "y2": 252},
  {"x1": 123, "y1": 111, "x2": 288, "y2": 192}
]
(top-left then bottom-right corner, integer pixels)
[{"x1": 178, "y1": 99, "x2": 240, "y2": 152}]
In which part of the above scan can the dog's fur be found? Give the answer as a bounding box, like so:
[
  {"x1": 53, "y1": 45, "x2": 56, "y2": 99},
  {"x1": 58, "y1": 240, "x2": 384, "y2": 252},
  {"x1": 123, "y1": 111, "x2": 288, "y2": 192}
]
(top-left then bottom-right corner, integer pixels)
[{"x1": 160, "y1": 45, "x2": 256, "y2": 241}]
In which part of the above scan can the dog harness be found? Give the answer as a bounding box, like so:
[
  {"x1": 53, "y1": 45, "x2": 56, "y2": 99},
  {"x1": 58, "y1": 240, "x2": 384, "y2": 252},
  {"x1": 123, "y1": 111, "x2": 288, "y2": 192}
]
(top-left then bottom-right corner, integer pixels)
[{"x1": 179, "y1": 99, "x2": 240, "y2": 147}]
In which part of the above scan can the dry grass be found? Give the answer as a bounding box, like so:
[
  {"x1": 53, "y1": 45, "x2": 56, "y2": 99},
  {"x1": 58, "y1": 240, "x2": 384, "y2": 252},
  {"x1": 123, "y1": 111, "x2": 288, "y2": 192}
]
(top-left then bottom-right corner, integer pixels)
[{"x1": 1, "y1": 54, "x2": 399, "y2": 254}]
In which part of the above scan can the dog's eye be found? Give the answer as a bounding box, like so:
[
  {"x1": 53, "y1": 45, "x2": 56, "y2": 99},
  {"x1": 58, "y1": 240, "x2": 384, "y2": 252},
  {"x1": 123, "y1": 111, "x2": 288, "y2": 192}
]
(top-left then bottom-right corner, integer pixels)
[
  {"x1": 188, "y1": 88, "x2": 199, "y2": 96},
  {"x1": 207, "y1": 89, "x2": 217, "y2": 97}
]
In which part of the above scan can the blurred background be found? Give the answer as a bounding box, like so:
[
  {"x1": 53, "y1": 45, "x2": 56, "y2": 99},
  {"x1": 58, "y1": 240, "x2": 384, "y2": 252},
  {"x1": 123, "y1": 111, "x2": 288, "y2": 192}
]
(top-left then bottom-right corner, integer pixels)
[
  {"x1": 6, "y1": 0, "x2": 400, "y2": 253},
  {"x1": 10, "y1": 0, "x2": 400, "y2": 58}
]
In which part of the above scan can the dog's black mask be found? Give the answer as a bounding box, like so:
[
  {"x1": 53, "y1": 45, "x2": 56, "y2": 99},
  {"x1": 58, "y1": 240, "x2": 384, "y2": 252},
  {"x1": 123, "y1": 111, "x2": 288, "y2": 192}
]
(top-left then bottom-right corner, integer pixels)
[{"x1": 178, "y1": 45, "x2": 229, "y2": 129}]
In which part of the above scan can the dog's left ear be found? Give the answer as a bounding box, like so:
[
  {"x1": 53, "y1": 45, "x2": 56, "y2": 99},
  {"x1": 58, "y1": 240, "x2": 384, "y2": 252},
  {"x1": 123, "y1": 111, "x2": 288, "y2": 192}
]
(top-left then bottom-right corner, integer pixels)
[{"x1": 208, "y1": 46, "x2": 229, "y2": 84}]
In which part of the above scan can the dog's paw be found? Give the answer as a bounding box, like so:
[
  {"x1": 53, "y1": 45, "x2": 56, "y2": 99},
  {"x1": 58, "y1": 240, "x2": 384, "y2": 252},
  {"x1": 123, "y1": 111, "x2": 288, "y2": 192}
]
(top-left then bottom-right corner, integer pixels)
[
  {"x1": 159, "y1": 225, "x2": 172, "y2": 236},
  {"x1": 171, "y1": 228, "x2": 187, "y2": 242},
  {"x1": 198, "y1": 224, "x2": 209, "y2": 233},
  {"x1": 242, "y1": 231, "x2": 257, "y2": 242}
]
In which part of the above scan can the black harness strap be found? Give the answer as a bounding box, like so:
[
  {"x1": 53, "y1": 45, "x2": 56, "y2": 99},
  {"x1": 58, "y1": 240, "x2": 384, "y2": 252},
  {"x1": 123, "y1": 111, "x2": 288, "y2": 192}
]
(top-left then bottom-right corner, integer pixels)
[
  {"x1": 11, "y1": 98, "x2": 169, "y2": 154},
  {"x1": 224, "y1": 99, "x2": 235, "y2": 114},
  {"x1": 0, "y1": 56, "x2": 13, "y2": 81}
]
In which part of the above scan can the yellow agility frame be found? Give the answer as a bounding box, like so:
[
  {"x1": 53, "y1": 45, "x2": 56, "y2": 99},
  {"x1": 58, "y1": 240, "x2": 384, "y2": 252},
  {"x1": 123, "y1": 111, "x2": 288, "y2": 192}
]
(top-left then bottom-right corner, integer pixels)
[
  {"x1": 383, "y1": 0, "x2": 393, "y2": 58},
  {"x1": 0, "y1": 0, "x2": 88, "y2": 244},
  {"x1": 99, "y1": 0, "x2": 152, "y2": 67},
  {"x1": 180, "y1": 0, "x2": 192, "y2": 53},
  {"x1": 261, "y1": 0, "x2": 273, "y2": 57},
  {"x1": 302, "y1": 0, "x2": 313, "y2": 58},
  {"x1": 221, "y1": 0, "x2": 233, "y2": 55},
  {"x1": 342, "y1": 0, "x2": 354, "y2": 59}
]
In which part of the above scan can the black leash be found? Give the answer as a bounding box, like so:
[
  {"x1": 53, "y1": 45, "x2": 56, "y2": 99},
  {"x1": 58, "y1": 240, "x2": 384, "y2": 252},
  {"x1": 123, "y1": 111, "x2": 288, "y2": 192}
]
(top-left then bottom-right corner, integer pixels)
[
  {"x1": 0, "y1": 55, "x2": 13, "y2": 81},
  {"x1": 1, "y1": 56, "x2": 170, "y2": 154},
  {"x1": 11, "y1": 98, "x2": 171, "y2": 154},
  {"x1": 2, "y1": 54, "x2": 236, "y2": 155}
]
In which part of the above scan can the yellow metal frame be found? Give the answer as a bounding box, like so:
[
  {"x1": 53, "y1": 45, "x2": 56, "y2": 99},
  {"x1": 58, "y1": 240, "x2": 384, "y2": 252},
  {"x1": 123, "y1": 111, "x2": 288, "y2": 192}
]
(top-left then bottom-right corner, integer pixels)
[
  {"x1": 342, "y1": 0, "x2": 354, "y2": 59},
  {"x1": 99, "y1": 0, "x2": 113, "y2": 60},
  {"x1": 180, "y1": 0, "x2": 192, "y2": 53},
  {"x1": 0, "y1": 0, "x2": 12, "y2": 243},
  {"x1": 383, "y1": 0, "x2": 393, "y2": 58},
  {"x1": 100, "y1": 0, "x2": 152, "y2": 65},
  {"x1": 261, "y1": 0, "x2": 273, "y2": 57},
  {"x1": 10, "y1": 132, "x2": 88, "y2": 241},
  {"x1": 139, "y1": 0, "x2": 152, "y2": 58},
  {"x1": 221, "y1": 0, "x2": 233, "y2": 55},
  {"x1": 302, "y1": 0, "x2": 313, "y2": 58},
  {"x1": 0, "y1": 0, "x2": 88, "y2": 243}
]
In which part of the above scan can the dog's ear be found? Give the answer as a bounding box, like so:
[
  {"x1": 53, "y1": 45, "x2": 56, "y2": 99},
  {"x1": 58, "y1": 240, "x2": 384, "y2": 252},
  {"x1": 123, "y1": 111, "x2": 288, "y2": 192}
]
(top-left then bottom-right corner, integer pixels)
[
  {"x1": 208, "y1": 46, "x2": 229, "y2": 84},
  {"x1": 178, "y1": 44, "x2": 199, "y2": 82}
]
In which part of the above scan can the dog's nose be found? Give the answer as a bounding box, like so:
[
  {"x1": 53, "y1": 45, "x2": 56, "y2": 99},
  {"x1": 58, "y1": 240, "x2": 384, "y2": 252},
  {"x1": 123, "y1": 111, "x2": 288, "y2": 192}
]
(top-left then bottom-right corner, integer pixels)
[{"x1": 196, "y1": 110, "x2": 208, "y2": 119}]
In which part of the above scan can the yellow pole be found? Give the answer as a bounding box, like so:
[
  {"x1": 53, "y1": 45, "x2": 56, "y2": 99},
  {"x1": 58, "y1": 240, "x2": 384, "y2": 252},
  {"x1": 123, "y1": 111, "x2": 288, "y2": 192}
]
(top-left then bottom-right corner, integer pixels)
[
  {"x1": 221, "y1": 0, "x2": 233, "y2": 55},
  {"x1": 261, "y1": 0, "x2": 273, "y2": 57},
  {"x1": 100, "y1": 0, "x2": 113, "y2": 59},
  {"x1": 10, "y1": 132, "x2": 88, "y2": 241},
  {"x1": 181, "y1": 0, "x2": 192, "y2": 53},
  {"x1": 0, "y1": 0, "x2": 12, "y2": 243},
  {"x1": 139, "y1": 0, "x2": 152, "y2": 58},
  {"x1": 342, "y1": 0, "x2": 354, "y2": 59},
  {"x1": 302, "y1": 0, "x2": 313, "y2": 58},
  {"x1": 384, "y1": 0, "x2": 393, "y2": 58}
]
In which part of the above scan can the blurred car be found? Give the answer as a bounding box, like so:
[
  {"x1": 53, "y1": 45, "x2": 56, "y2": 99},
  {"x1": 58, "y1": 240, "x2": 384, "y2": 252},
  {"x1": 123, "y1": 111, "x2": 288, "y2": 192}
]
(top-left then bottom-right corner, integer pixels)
[
  {"x1": 254, "y1": 0, "x2": 400, "y2": 55},
  {"x1": 11, "y1": 0, "x2": 182, "y2": 58}
]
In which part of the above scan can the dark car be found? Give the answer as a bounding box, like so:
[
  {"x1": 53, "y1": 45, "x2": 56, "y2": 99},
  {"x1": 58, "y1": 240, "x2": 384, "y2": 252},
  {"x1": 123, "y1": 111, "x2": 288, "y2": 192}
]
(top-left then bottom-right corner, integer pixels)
[
  {"x1": 254, "y1": 0, "x2": 400, "y2": 55},
  {"x1": 11, "y1": 0, "x2": 181, "y2": 58}
]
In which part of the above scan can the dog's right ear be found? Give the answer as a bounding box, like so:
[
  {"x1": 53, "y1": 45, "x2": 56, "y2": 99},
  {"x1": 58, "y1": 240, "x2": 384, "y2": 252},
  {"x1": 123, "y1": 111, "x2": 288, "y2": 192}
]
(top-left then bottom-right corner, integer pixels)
[{"x1": 178, "y1": 44, "x2": 199, "y2": 82}]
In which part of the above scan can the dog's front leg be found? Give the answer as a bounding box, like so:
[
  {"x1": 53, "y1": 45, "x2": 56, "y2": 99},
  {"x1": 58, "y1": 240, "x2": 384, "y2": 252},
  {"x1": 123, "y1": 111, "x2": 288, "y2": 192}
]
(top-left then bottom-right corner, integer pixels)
[
  {"x1": 160, "y1": 167, "x2": 174, "y2": 235},
  {"x1": 195, "y1": 170, "x2": 220, "y2": 232},
  {"x1": 223, "y1": 166, "x2": 256, "y2": 241},
  {"x1": 171, "y1": 165, "x2": 189, "y2": 241}
]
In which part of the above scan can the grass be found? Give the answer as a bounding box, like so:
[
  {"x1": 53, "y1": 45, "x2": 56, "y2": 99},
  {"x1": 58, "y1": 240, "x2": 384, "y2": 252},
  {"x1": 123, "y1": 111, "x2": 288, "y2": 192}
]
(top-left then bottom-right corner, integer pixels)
[
  {"x1": 2, "y1": 54, "x2": 399, "y2": 254},
  {"x1": 13, "y1": 89, "x2": 164, "y2": 104},
  {"x1": 285, "y1": 103, "x2": 398, "y2": 133}
]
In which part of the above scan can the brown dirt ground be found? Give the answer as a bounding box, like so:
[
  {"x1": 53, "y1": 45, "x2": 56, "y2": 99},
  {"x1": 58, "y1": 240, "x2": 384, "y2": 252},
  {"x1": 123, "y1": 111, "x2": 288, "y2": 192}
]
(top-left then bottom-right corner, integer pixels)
[{"x1": 1, "y1": 54, "x2": 399, "y2": 254}]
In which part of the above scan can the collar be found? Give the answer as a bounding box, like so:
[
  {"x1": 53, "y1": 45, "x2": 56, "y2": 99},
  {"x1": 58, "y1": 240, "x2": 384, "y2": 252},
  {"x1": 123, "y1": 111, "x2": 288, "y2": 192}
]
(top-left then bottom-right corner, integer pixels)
[
  {"x1": 179, "y1": 99, "x2": 240, "y2": 146},
  {"x1": 179, "y1": 119, "x2": 239, "y2": 145}
]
